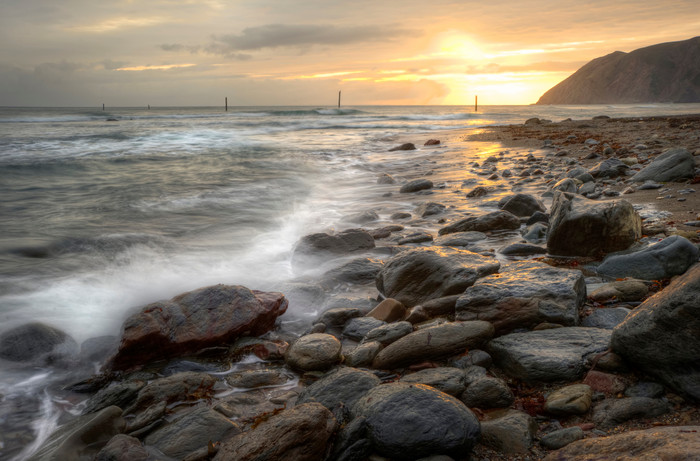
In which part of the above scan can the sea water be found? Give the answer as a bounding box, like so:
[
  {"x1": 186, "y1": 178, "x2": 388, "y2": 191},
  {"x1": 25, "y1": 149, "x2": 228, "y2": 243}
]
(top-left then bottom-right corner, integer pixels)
[{"x1": 2, "y1": 103, "x2": 700, "y2": 459}]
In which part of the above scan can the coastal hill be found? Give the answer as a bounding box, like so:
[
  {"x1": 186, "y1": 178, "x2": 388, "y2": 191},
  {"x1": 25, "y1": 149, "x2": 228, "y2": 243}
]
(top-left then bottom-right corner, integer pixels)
[{"x1": 537, "y1": 36, "x2": 700, "y2": 104}]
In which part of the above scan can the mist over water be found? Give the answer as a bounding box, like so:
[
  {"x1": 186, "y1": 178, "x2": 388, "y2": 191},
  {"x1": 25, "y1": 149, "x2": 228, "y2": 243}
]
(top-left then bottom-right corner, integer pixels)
[{"x1": 2, "y1": 103, "x2": 700, "y2": 459}]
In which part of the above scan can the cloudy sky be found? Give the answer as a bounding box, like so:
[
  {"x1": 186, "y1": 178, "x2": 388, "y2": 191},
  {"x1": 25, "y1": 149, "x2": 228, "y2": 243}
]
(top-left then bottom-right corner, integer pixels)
[{"x1": 1, "y1": 0, "x2": 699, "y2": 106}]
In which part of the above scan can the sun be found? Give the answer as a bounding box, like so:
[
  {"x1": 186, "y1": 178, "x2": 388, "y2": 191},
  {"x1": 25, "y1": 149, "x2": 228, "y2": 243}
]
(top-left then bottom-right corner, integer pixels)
[{"x1": 432, "y1": 31, "x2": 486, "y2": 61}]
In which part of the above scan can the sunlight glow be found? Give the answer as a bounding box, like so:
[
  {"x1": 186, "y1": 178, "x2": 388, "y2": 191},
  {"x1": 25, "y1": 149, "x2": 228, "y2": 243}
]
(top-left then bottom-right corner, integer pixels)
[
  {"x1": 115, "y1": 63, "x2": 196, "y2": 71},
  {"x1": 69, "y1": 16, "x2": 166, "y2": 33}
]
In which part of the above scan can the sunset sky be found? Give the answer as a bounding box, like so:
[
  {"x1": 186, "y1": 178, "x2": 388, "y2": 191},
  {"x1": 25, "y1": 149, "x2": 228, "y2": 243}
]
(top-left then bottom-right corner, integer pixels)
[{"x1": 1, "y1": 0, "x2": 699, "y2": 107}]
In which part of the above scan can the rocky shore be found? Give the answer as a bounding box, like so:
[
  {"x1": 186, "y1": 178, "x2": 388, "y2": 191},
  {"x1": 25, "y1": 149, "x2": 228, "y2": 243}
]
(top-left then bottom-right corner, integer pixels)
[{"x1": 2, "y1": 114, "x2": 700, "y2": 460}]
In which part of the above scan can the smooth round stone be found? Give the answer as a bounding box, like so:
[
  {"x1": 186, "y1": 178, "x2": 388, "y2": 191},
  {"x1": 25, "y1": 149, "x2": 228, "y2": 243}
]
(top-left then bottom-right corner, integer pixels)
[
  {"x1": 544, "y1": 384, "x2": 592, "y2": 415},
  {"x1": 399, "y1": 367, "x2": 466, "y2": 396},
  {"x1": 461, "y1": 376, "x2": 514, "y2": 409},
  {"x1": 540, "y1": 426, "x2": 584, "y2": 450},
  {"x1": 285, "y1": 334, "x2": 342, "y2": 372}
]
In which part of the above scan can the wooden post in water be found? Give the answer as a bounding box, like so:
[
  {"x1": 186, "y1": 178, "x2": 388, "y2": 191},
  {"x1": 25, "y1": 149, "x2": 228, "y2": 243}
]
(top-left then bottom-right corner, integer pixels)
[
  {"x1": 225, "y1": 97, "x2": 228, "y2": 112},
  {"x1": 338, "y1": 91, "x2": 341, "y2": 109},
  {"x1": 474, "y1": 95, "x2": 478, "y2": 112},
  {"x1": 102, "y1": 103, "x2": 105, "y2": 111}
]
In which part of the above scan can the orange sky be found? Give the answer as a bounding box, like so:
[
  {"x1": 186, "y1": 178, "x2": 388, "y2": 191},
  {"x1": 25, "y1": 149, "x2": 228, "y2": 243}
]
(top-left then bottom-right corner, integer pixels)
[{"x1": 1, "y1": 0, "x2": 699, "y2": 106}]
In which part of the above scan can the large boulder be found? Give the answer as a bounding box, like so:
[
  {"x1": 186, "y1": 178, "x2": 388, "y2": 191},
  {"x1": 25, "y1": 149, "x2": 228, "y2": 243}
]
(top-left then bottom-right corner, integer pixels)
[
  {"x1": 439, "y1": 211, "x2": 521, "y2": 235},
  {"x1": 611, "y1": 263, "x2": 700, "y2": 400},
  {"x1": 297, "y1": 367, "x2": 381, "y2": 412},
  {"x1": 631, "y1": 147, "x2": 695, "y2": 183},
  {"x1": 498, "y1": 193, "x2": 546, "y2": 217},
  {"x1": 375, "y1": 247, "x2": 500, "y2": 307},
  {"x1": 488, "y1": 327, "x2": 611, "y2": 382},
  {"x1": 213, "y1": 403, "x2": 336, "y2": 461},
  {"x1": 0, "y1": 322, "x2": 78, "y2": 364},
  {"x1": 544, "y1": 426, "x2": 700, "y2": 461},
  {"x1": 292, "y1": 229, "x2": 375, "y2": 265},
  {"x1": 547, "y1": 192, "x2": 641, "y2": 257},
  {"x1": 455, "y1": 261, "x2": 586, "y2": 333},
  {"x1": 108, "y1": 285, "x2": 288, "y2": 370},
  {"x1": 597, "y1": 235, "x2": 699, "y2": 280},
  {"x1": 372, "y1": 321, "x2": 494, "y2": 369},
  {"x1": 350, "y1": 382, "x2": 481, "y2": 459}
]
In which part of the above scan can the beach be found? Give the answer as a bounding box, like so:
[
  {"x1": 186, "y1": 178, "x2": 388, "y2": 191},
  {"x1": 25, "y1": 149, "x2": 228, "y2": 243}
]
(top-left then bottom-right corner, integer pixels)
[{"x1": 2, "y1": 106, "x2": 700, "y2": 460}]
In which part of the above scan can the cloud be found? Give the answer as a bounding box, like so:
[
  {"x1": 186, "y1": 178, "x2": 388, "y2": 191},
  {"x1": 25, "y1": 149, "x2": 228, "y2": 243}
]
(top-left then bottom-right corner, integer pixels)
[{"x1": 114, "y1": 63, "x2": 196, "y2": 72}]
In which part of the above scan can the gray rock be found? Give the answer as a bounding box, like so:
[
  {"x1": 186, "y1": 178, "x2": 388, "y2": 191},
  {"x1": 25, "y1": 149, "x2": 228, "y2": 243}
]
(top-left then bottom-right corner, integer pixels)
[
  {"x1": 83, "y1": 380, "x2": 145, "y2": 415},
  {"x1": 456, "y1": 261, "x2": 586, "y2": 333},
  {"x1": 581, "y1": 307, "x2": 631, "y2": 329},
  {"x1": 488, "y1": 327, "x2": 612, "y2": 382},
  {"x1": 351, "y1": 382, "x2": 480, "y2": 459},
  {"x1": 363, "y1": 321, "x2": 413, "y2": 345},
  {"x1": 547, "y1": 192, "x2": 641, "y2": 257},
  {"x1": 293, "y1": 229, "x2": 375, "y2": 264},
  {"x1": 543, "y1": 426, "x2": 700, "y2": 461},
  {"x1": 285, "y1": 334, "x2": 342, "y2": 372},
  {"x1": 376, "y1": 246, "x2": 499, "y2": 307},
  {"x1": 439, "y1": 211, "x2": 521, "y2": 235},
  {"x1": 540, "y1": 427, "x2": 584, "y2": 450},
  {"x1": 461, "y1": 376, "x2": 514, "y2": 409},
  {"x1": 27, "y1": 406, "x2": 125, "y2": 461},
  {"x1": 398, "y1": 232, "x2": 434, "y2": 245},
  {"x1": 466, "y1": 186, "x2": 491, "y2": 198},
  {"x1": 499, "y1": 242, "x2": 547, "y2": 256},
  {"x1": 452, "y1": 350, "x2": 492, "y2": 369},
  {"x1": 550, "y1": 178, "x2": 578, "y2": 194},
  {"x1": 611, "y1": 263, "x2": 700, "y2": 399},
  {"x1": 498, "y1": 193, "x2": 546, "y2": 217},
  {"x1": 377, "y1": 173, "x2": 396, "y2": 184},
  {"x1": 0, "y1": 322, "x2": 78, "y2": 364},
  {"x1": 399, "y1": 367, "x2": 466, "y2": 396},
  {"x1": 589, "y1": 280, "x2": 649, "y2": 303},
  {"x1": 321, "y1": 258, "x2": 384, "y2": 287},
  {"x1": 597, "y1": 235, "x2": 699, "y2": 280},
  {"x1": 79, "y1": 335, "x2": 118, "y2": 364},
  {"x1": 297, "y1": 367, "x2": 380, "y2": 413},
  {"x1": 144, "y1": 406, "x2": 240, "y2": 459},
  {"x1": 624, "y1": 381, "x2": 665, "y2": 398},
  {"x1": 314, "y1": 307, "x2": 363, "y2": 328},
  {"x1": 343, "y1": 317, "x2": 386, "y2": 340},
  {"x1": 389, "y1": 143, "x2": 417, "y2": 151},
  {"x1": 416, "y1": 202, "x2": 446, "y2": 217},
  {"x1": 480, "y1": 410, "x2": 538, "y2": 454},
  {"x1": 344, "y1": 341, "x2": 383, "y2": 368},
  {"x1": 592, "y1": 397, "x2": 669, "y2": 428},
  {"x1": 400, "y1": 179, "x2": 433, "y2": 193},
  {"x1": 94, "y1": 434, "x2": 148, "y2": 461},
  {"x1": 434, "y1": 231, "x2": 487, "y2": 247},
  {"x1": 213, "y1": 403, "x2": 337, "y2": 461},
  {"x1": 373, "y1": 321, "x2": 494, "y2": 369},
  {"x1": 344, "y1": 210, "x2": 379, "y2": 224},
  {"x1": 589, "y1": 158, "x2": 629, "y2": 178},
  {"x1": 544, "y1": 384, "x2": 593, "y2": 415},
  {"x1": 632, "y1": 147, "x2": 695, "y2": 183},
  {"x1": 522, "y1": 222, "x2": 548, "y2": 242},
  {"x1": 225, "y1": 369, "x2": 290, "y2": 388}
]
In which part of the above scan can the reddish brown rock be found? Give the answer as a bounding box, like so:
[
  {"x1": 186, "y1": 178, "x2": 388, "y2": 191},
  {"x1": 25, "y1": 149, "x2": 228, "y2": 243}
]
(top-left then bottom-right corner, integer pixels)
[
  {"x1": 583, "y1": 370, "x2": 627, "y2": 395},
  {"x1": 424, "y1": 139, "x2": 441, "y2": 146},
  {"x1": 108, "y1": 285, "x2": 288, "y2": 370},
  {"x1": 367, "y1": 298, "x2": 406, "y2": 322}
]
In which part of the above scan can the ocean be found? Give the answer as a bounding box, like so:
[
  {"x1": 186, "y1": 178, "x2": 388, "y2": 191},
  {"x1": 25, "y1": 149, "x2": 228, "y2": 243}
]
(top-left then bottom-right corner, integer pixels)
[{"x1": 2, "y1": 103, "x2": 700, "y2": 459}]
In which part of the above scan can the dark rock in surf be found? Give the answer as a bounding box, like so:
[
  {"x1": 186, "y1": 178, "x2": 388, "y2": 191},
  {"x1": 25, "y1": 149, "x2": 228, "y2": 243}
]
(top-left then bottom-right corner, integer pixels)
[
  {"x1": 95, "y1": 434, "x2": 149, "y2": 461},
  {"x1": 285, "y1": 333, "x2": 342, "y2": 372},
  {"x1": 321, "y1": 258, "x2": 384, "y2": 287},
  {"x1": 416, "y1": 202, "x2": 446, "y2": 217},
  {"x1": 389, "y1": 143, "x2": 417, "y2": 151},
  {"x1": 0, "y1": 322, "x2": 78, "y2": 364},
  {"x1": 297, "y1": 367, "x2": 381, "y2": 414},
  {"x1": 108, "y1": 285, "x2": 287, "y2": 370},
  {"x1": 399, "y1": 367, "x2": 466, "y2": 396},
  {"x1": 293, "y1": 229, "x2": 375, "y2": 264},
  {"x1": 498, "y1": 193, "x2": 546, "y2": 217},
  {"x1": 400, "y1": 179, "x2": 433, "y2": 193},
  {"x1": 438, "y1": 211, "x2": 521, "y2": 235},
  {"x1": 424, "y1": 139, "x2": 441, "y2": 146}
]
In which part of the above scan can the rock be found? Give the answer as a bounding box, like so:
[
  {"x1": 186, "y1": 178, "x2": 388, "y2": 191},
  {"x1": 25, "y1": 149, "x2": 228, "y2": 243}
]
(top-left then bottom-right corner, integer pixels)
[
  {"x1": 589, "y1": 158, "x2": 629, "y2": 178},
  {"x1": 286, "y1": 334, "x2": 342, "y2": 372},
  {"x1": 79, "y1": 335, "x2": 119, "y2": 364},
  {"x1": 108, "y1": 285, "x2": 288, "y2": 370},
  {"x1": 144, "y1": 406, "x2": 240, "y2": 459},
  {"x1": 525, "y1": 117, "x2": 542, "y2": 125},
  {"x1": 94, "y1": 434, "x2": 148, "y2": 461},
  {"x1": 522, "y1": 222, "x2": 548, "y2": 242},
  {"x1": 0, "y1": 322, "x2": 78, "y2": 364},
  {"x1": 297, "y1": 367, "x2": 381, "y2": 414},
  {"x1": 624, "y1": 381, "x2": 665, "y2": 398},
  {"x1": 551, "y1": 178, "x2": 579, "y2": 194},
  {"x1": 399, "y1": 367, "x2": 466, "y2": 396},
  {"x1": 547, "y1": 192, "x2": 641, "y2": 257},
  {"x1": 596, "y1": 235, "x2": 699, "y2": 280},
  {"x1": 424, "y1": 139, "x2": 441, "y2": 146},
  {"x1": 416, "y1": 202, "x2": 446, "y2": 217},
  {"x1": 479, "y1": 410, "x2": 538, "y2": 454},
  {"x1": 434, "y1": 231, "x2": 487, "y2": 247},
  {"x1": 583, "y1": 370, "x2": 627, "y2": 394},
  {"x1": 589, "y1": 280, "x2": 649, "y2": 303},
  {"x1": 125, "y1": 372, "x2": 217, "y2": 415},
  {"x1": 461, "y1": 376, "x2": 514, "y2": 409},
  {"x1": 366, "y1": 298, "x2": 406, "y2": 322},
  {"x1": 372, "y1": 321, "x2": 494, "y2": 369},
  {"x1": 499, "y1": 242, "x2": 547, "y2": 256},
  {"x1": 344, "y1": 210, "x2": 379, "y2": 224},
  {"x1": 400, "y1": 179, "x2": 433, "y2": 193},
  {"x1": 342, "y1": 317, "x2": 386, "y2": 340},
  {"x1": 455, "y1": 261, "x2": 586, "y2": 333},
  {"x1": 363, "y1": 321, "x2": 413, "y2": 345},
  {"x1": 439, "y1": 211, "x2": 521, "y2": 235},
  {"x1": 27, "y1": 406, "x2": 125, "y2": 461},
  {"x1": 498, "y1": 193, "x2": 546, "y2": 217},
  {"x1": 631, "y1": 147, "x2": 695, "y2": 183},
  {"x1": 581, "y1": 307, "x2": 631, "y2": 329},
  {"x1": 225, "y1": 369, "x2": 289, "y2": 388},
  {"x1": 540, "y1": 427, "x2": 584, "y2": 450},
  {"x1": 544, "y1": 384, "x2": 592, "y2": 415},
  {"x1": 344, "y1": 341, "x2": 383, "y2": 368},
  {"x1": 418, "y1": 295, "x2": 461, "y2": 318},
  {"x1": 377, "y1": 173, "x2": 396, "y2": 184},
  {"x1": 314, "y1": 307, "x2": 363, "y2": 328},
  {"x1": 398, "y1": 232, "x2": 434, "y2": 245},
  {"x1": 466, "y1": 186, "x2": 491, "y2": 198},
  {"x1": 544, "y1": 426, "x2": 700, "y2": 461},
  {"x1": 389, "y1": 142, "x2": 417, "y2": 151},
  {"x1": 293, "y1": 229, "x2": 375, "y2": 264},
  {"x1": 453, "y1": 349, "x2": 492, "y2": 369},
  {"x1": 592, "y1": 397, "x2": 669, "y2": 428},
  {"x1": 488, "y1": 327, "x2": 612, "y2": 382},
  {"x1": 351, "y1": 382, "x2": 481, "y2": 459},
  {"x1": 83, "y1": 380, "x2": 145, "y2": 415},
  {"x1": 321, "y1": 258, "x2": 383, "y2": 287},
  {"x1": 213, "y1": 403, "x2": 336, "y2": 461},
  {"x1": 611, "y1": 263, "x2": 700, "y2": 399},
  {"x1": 375, "y1": 246, "x2": 499, "y2": 307},
  {"x1": 391, "y1": 212, "x2": 412, "y2": 220}
]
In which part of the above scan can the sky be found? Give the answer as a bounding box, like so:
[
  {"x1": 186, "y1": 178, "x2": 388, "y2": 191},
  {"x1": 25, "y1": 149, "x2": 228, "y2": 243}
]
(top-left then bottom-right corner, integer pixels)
[{"x1": 1, "y1": 0, "x2": 699, "y2": 107}]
